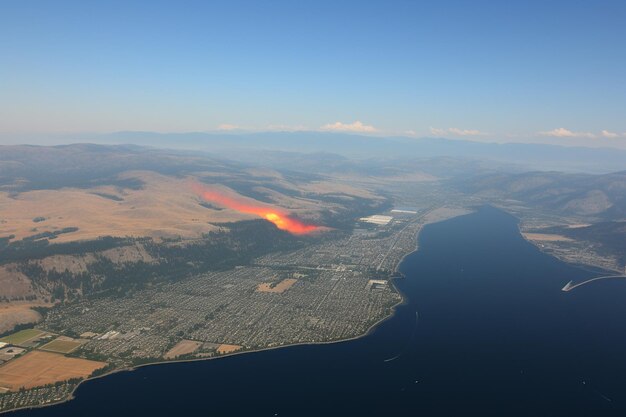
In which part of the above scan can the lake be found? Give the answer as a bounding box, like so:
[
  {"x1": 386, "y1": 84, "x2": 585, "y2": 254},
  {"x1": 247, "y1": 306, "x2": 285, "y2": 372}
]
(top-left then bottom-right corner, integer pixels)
[{"x1": 12, "y1": 206, "x2": 626, "y2": 416}]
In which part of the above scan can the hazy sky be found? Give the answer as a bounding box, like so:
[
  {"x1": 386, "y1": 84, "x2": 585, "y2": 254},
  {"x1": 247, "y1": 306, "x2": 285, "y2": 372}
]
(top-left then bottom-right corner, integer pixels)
[{"x1": 2, "y1": 0, "x2": 626, "y2": 147}]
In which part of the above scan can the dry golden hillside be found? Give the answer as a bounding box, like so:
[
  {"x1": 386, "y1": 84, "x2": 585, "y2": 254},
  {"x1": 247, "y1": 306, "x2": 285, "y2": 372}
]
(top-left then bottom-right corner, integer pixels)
[{"x1": 0, "y1": 171, "x2": 340, "y2": 244}]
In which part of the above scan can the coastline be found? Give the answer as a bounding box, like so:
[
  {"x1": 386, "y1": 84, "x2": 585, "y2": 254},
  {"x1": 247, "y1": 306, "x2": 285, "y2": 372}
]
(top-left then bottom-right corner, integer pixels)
[
  {"x1": 5, "y1": 280, "x2": 410, "y2": 415},
  {"x1": 3, "y1": 208, "x2": 468, "y2": 415},
  {"x1": 516, "y1": 222, "x2": 620, "y2": 276}
]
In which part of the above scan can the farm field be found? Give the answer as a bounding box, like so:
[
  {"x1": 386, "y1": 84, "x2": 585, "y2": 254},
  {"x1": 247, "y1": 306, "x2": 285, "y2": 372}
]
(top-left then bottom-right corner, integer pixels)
[
  {"x1": 163, "y1": 340, "x2": 202, "y2": 359},
  {"x1": 0, "y1": 329, "x2": 47, "y2": 347},
  {"x1": 39, "y1": 337, "x2": 85, "y2": 354},
  {"x1": 0, "y1": 351, "x2": 106, "y2": 391},
  {"x1": 216, "y1": 344, "x2": 242, "y2": 354}
]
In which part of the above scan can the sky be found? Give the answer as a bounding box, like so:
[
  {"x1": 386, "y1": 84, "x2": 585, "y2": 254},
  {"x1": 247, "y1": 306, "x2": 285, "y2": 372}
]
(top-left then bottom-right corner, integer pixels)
[{"x1": 1, "y1": 0, "x2": 626, "y2": 147}]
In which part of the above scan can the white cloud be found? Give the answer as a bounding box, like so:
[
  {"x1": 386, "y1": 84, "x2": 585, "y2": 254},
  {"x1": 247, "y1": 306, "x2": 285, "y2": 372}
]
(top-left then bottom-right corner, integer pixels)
[
  {"x1": 217, "y1": 123, "x2": 239, "y2": 131},
  {"x1": 266, "y1": 124, "x2": 308, "y2": 131},
  {"x1": 429, "y1": 127, "x2": 486, "y2": 136},
  {"x1": 601, "y1": 130, "x2": 620, "y2": 138},
  {"x1": 448, "y1": 127, "x2": 484, "y2": 136},
  {"x1": 320, "y1": 121, "x2": 377, "y2": 133},
  {"x1": 539, "y1": 127, "x2": 596, "y2": 138},
  {"x1": 429, "y1": 127, "x2": 447, "y2": 136}
]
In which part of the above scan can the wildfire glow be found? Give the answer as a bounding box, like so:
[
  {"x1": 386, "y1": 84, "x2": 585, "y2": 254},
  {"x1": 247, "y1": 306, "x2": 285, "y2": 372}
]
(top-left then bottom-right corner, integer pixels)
[{"x1": 192, "y1": 183, "x2": 320, "y2": 235}]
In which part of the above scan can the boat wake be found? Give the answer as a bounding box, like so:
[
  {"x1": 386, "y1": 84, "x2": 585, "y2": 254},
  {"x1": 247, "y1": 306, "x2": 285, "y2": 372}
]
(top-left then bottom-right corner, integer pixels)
[{"x1": 383, "y1": 311, "x2": 419, "y2": 363}]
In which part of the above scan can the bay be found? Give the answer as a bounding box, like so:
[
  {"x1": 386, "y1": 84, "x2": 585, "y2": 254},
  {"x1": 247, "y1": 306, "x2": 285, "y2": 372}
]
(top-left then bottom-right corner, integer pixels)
[{"x1": 12, "y1": 206, "x2": 626, "y2": 416}]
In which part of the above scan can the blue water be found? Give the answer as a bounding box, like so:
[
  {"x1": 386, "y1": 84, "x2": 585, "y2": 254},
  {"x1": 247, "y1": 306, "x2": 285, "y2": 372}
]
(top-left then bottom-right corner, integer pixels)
[{"x1": 12, "y1": 206, "x2": 626, "y2": 416}]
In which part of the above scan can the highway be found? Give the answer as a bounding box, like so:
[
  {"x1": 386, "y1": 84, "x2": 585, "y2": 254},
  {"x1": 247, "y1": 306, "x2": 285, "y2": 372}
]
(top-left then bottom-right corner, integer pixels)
[{"x1": 376, "y1": 206, "x2": 438, "y2": 271}]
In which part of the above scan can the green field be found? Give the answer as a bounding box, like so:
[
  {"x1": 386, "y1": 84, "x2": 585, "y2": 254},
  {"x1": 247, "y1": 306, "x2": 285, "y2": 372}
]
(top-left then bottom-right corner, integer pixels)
[
  {"x1": 0, "y1": 329, "x2": 46, "y2": 346},
  {"x1": 39, "y1": 338, "x2": 84, "y2": 354}
]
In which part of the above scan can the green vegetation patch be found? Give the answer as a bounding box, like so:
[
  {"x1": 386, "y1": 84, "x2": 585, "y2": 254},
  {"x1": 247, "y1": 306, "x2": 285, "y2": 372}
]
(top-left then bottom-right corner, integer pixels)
[
  {"x1": 39, "y1": 338, "x2": 84, "y2": 354},
  {"x1": 0, "y1": 328, "x2": 45, "y2": 346}
]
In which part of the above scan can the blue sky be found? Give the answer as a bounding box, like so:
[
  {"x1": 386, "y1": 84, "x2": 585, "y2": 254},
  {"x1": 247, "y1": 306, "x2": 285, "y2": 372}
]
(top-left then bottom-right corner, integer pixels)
[{"x1": 1, "y1": 0, "x2": 625, "y2": 147}]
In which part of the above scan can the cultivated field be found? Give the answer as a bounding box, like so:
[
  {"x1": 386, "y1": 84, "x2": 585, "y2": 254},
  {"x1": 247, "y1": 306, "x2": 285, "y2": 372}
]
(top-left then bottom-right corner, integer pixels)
[
  {"x1": 216, "y1": 344, "x2": 242, "y2": 354},
  {"x1": 0, "y1": 351, "x2": 106, "y2": 391},
  {"x1": 522, "y1": 233, "x2": 573, "y2": 242},
  {"x1": 39, "y1": 337, "x2": 85, "y2": 354},
  {"x1": 163, "y1": 340, "x2": 202, "y2": 359},
  {"x1": 0, "y1": 329, "x2": 47, "y2": 347},
  {"x1": 257, "y1": 278, "x2": 298, "y2": 293}
]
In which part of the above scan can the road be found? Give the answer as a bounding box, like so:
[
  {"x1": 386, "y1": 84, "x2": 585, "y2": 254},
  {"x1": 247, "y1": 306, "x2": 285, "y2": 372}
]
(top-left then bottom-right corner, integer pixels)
[{"x1": 376, "y1": 206, "x2": 438, "y2": 271}]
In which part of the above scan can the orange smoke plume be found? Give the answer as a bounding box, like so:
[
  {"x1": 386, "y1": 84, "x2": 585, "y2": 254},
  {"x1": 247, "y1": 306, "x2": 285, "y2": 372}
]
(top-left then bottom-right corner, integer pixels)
[{"x1": 192, "y1": 183, "x2": 319, "y2": 235}]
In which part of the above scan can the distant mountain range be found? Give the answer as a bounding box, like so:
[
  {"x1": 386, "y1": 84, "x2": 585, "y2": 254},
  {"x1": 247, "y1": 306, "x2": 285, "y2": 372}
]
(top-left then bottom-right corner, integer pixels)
[
  {"x1": 63, "y1": 131, "x2": 626, "y2": 174},
  {"x1": 457, "y1": 170, "x2": 626, "y2": 220},
  {"x1": 3, "y1": 142, "x2": 625, "y2": 222}
]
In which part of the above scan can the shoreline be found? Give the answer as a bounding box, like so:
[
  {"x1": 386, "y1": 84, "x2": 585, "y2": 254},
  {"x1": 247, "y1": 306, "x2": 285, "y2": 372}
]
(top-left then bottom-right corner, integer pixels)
[
  {"x1": 516, "y1": 223, "x2": 620, "y2": 276},
  {"x1": 5, "y1": 280, "x2": 410, "y2": 416},
  {"x1": 4, "y1": 278, "x2": 411, "y2": 413},
  {"x1": 3, "y1": 209, "x2": 464, "y2": 415}
]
